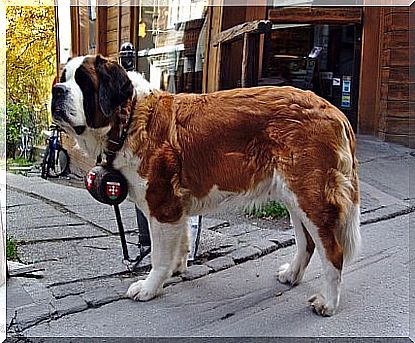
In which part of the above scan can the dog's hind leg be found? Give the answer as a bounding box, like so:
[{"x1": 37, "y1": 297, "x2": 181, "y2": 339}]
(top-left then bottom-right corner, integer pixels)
[
  {"x1": 302, "y1": 218, "x2": 343, "y2": 317},
  {"x1": 126, "y1": 216, "x2": 187, "y2": 301},
  {"x1": 278, "y1": 211, "x2": 315, "y2": 285},
  {"x1": 173, "y1": 222, "x2": 189, "y2": 275}
]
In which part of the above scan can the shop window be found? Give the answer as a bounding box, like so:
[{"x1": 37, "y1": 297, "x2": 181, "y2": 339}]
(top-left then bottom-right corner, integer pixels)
[
  {"x1": 261, "y1": 22, "x2": 361, "y2": 130},
  {"x1": 136, "y1": 1, "x2": 207, "y2": 94}
]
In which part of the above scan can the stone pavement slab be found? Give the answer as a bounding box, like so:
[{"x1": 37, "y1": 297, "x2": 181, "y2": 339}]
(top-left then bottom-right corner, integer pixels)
[
  {"x1": 357, "y1": 135, "x2": 414, "y2": 202},
  {"x1": 21, "y1": 213, "x2": 411, "y2": 338},
  {"x1": 9, "y1": 224, "x2": 106, "y2": 244}
]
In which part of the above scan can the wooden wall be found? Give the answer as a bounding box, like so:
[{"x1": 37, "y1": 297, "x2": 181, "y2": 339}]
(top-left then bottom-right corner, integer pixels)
[
  {"x1": 105, "y1": 5, "x2": 136, "y2": 60},
  {"x1": 378, "y1": 7, "x2": 414, "y2": 147}
]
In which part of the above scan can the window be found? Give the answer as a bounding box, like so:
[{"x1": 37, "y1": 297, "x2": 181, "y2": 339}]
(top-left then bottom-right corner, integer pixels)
[{"x1": 136, "y1": 1, "x2": 208, "y2": 94}]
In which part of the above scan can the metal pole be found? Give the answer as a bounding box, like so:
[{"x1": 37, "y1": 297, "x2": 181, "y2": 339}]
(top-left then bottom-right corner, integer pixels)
[{"x1": 113, "y1": 204, "x2": 130, "y2": 261}]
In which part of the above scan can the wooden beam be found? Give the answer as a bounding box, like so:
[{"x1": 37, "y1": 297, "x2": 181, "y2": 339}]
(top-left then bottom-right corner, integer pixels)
[
  {"x1": 117, "y1": 2, "x2": 122, "y2": 54},
  {"x1": 358, "y1": 7, "x2": 382, "y2": 135},
  {"x1": 213, "y1": 20, "x2": 271, "y2": 46},
  {"x1": 202, "y1": 7, "x2": 213, "y2": 93},
  {"x1": 97, "y1": 6, "x2": 107, "y2": 55},
  {"x1": 206, "y1": 5, "x2": 223, "y2": 92},
  {"x1": 268, "y1": 7, "x2": 362, "y2": 24},
  {"x1": 241, "y1": 33, "x2": 249, "y2": 87},
  {"x1": 70, "y1": 5, "x2": 80, "y2": 56},
  {"x1": 54, "y1": 2, "x2": 60, "y2": 75}
]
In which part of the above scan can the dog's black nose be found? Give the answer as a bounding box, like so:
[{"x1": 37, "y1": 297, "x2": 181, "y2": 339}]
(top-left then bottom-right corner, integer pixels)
[
  {"x1": 52, "y1": 84, "x2": 68, "y2": 120},
  {"x1": 52, "y1": 84, "x2": 68, "y2": 98}
]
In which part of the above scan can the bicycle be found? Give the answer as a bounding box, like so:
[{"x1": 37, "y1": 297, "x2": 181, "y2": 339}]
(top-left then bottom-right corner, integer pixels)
[
  {"x1": 16, "y1": 125, "x2": 33, "y2": 161},
  {"x1": 41, "y1": 125, "x2": 70, "y2": 179}
]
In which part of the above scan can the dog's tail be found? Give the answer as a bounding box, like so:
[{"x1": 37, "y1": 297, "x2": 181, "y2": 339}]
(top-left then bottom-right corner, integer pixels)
[
  {"x1": 338, "y1": 201, "x2": 361, "y2": 263},
  {"x1": 326, "y1": 119, "x2": 361, "y2": 263}
]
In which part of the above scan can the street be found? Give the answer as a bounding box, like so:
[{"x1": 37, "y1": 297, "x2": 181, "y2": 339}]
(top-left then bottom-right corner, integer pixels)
[{"x1": 5, "y1": 135, "x2": 415, "y2": 341}]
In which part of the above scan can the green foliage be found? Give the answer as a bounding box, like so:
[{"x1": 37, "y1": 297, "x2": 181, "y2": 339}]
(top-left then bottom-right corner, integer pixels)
[
  {"x1": 246, "y1": 201, "x2": 289, "y2": 219},
  {"x1": 6, "y1": 102, "x2": 31, "y2": 158},
  {"x1": 6, "y1": 157, "x2": 33, "y2": 168},
  {"x1": 6, "y1": 6, "x2": 56, "y2": 106},
  {"x1": 6, "y1": 236, "x2": 18, "y2": 261},
  {"x1": 6, "y1": 6, "x2": 56, "y2": 157}
]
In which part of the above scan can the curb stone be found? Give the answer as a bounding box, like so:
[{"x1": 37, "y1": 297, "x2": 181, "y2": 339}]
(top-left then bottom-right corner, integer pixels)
[
  {"x1": 14, "y1": 303, "x2": 52, "y2": 331},
  {"x1": 181, "y1": 264, "x2": 212, "y2": 281},
  {"x1": 205, "y1": 256, "x2": 235, "y2": 272},
  {"x1": 51, "y1": 295, "x2": 88, "y2": 318},
  {"x1": 81, "y1": 287, "x2": 122, "y2": 307},
  {"x1": 229, "y1": 246, "x2": 262, "y2": 264}
]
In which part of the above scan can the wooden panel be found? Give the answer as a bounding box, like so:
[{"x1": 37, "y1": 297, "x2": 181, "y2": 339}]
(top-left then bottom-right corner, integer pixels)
[
  {"x1": 268, "y1": 7, "x2": 362, "y2": 24},
  {"x1": 384, "y1": 30, "x2": 410, "y2": 47},
  {"x1": 245, "y1": 5, "x2": 266, "y2": 21},
  {"x1": 120, "y1": 7, "x2": 131, "y2": 45},
  {"x1": 107, "y1": 7, "x2": 118, "y2": 30},
  {"x1": 384, "y1": 11, "x2": 409, "y2": 32},
  {"x1": 381, "y1": 66, "x2": 410, "y2": 83},
  {"x1": 106, "y1": 29, "x2": 118, "y2": 44},
  {"x1": 107, "y1": 6, "x2": 119, "y2": 21},
  {"x1": 381, "y1": 48, "x2": 410, "y2": 66},
  {"x1": 383, "y1": 82, "x2": 409, "y2": 100},
  {"x1": 382, "y1": 117, "x2": 415, "y2": 135},
  {"x1": 106, "y1": 40, "x2": 119, "y2": 57},
  {"x1": 379, "y1": 132, "x2": 415, "y2": 148},
  {"x1": 386, "y1": 100, "x2": 415, "y2": 118},
  {"x1": 221, "y1": 6, "x2": 246, "y2": 30}
]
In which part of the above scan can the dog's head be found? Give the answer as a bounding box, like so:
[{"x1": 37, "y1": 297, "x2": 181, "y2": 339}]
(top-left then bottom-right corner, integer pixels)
[{"x1": 51, "y1": 55, "x2": 134, "y2": 137}]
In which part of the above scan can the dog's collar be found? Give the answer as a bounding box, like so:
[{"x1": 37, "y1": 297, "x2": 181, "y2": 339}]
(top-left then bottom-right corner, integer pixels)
[{"x1": 99, "y1": 96, "x2": 136, "y2": 166}]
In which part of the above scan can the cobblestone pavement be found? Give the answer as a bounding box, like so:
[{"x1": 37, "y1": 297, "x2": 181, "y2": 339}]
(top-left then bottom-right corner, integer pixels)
[{"x1": 5, "y1": 135, "x2": 414, "y2": 338}]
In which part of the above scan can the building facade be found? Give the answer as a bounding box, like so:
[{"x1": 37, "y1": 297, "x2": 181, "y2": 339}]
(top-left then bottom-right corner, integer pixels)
[{"x1": 57, "y1": 2, "x2": 414, "y2": 175}]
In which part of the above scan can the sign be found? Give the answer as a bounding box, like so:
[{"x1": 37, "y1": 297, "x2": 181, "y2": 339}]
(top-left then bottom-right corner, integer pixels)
[
  {"x1": 341, "y1": 94, "x2": 351, "y2": 108},
  {"x1": 106, "y1": 182, "x2": 122, "y2": 200}
]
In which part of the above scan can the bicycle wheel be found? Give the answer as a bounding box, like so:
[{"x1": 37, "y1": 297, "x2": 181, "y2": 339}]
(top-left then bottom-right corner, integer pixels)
[
  {"x1": 41, "y1": 146, "x2": 50, "y2": 179},
  {"x1": 48, "y1": 147, "x2": 69, "y2": 178},
  {"x1": 26, "y1": 136, "x2": 33, "y2": 161},
  {"x1": 16, "y1": 139, "x2": 25, "y2": 159}
]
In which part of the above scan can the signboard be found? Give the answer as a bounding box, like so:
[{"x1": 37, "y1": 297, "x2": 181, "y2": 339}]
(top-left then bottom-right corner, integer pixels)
[{"x1": 341, "y1": 76, "x2": 352, "y2": 108}]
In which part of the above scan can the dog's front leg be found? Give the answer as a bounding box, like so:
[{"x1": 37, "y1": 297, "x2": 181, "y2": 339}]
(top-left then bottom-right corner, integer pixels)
[{"x1": 126, "y1": 215, "x2": 187, "y2": 301}]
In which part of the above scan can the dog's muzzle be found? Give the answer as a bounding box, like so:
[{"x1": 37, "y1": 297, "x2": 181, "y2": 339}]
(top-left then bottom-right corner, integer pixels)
[
  {"x1": 51, "y1": 84, "x2": 86, "y2": 135},
  {"x1": 51, "y1": 84, "x2": 69, "y2": 122}
]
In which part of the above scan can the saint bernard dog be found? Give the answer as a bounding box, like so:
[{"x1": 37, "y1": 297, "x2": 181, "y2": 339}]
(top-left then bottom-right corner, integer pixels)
[{"x1": 51, "y1": 55, "x2": 360, "y2": 316}]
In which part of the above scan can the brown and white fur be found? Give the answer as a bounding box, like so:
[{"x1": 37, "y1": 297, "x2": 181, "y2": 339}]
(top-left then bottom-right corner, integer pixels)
[{"x1": 51, "y1": 55, "x2": 360, "y2": 316}]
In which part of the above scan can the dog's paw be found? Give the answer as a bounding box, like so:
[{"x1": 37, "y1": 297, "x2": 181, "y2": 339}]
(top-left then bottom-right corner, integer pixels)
[
  {"x1": 173, "y1": 257, "x2": 188, "y2": 275},
  {"x1": 278, "y1": 263, "x2": 298, "y2": 285},
  {"x1": 308, "y1": 293, "x2": 335, "y2": 317},
  {"x1": 126, "y1": 280, "x2": 162, "y2": 302}
]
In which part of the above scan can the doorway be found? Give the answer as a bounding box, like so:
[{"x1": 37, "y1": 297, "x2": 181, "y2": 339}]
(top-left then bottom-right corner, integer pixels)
[{"x1": 261, "y1": 23, "x2": 362, "y2": 131}]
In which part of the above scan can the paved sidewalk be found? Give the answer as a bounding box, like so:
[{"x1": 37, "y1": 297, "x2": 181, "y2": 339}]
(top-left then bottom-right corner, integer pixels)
[{"x1": 5, "y1": 135, "x2": 414, "y2": 339}]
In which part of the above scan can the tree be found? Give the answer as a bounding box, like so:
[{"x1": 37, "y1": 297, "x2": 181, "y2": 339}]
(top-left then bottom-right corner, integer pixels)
[{"x1": 6, "y1": 5, "x2": 57, "y2": 157}]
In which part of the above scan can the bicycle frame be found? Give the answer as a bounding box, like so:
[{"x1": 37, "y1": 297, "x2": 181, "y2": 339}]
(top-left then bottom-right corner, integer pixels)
[{"x1": 18, "y1": 126, "x2": 33, "y2": 160}]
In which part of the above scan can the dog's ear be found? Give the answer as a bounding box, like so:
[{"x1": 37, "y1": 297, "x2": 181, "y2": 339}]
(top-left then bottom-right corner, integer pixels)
[{"x1": 95, "y1": 55, "x2": 134, "y2": 117}]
